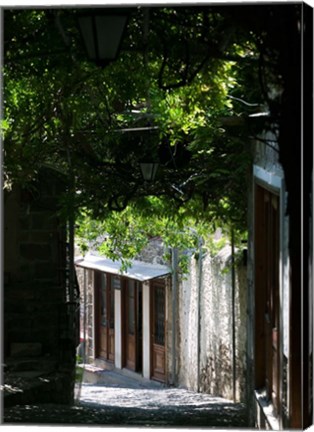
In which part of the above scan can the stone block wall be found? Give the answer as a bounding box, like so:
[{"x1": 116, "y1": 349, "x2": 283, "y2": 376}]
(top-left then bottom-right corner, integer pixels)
[
  {"x1": 4, "y1": 174, "x2": 66, "y2": 356},
  {"x1": 3, "y1": 169, "x2": 77, "y2": 405},
  {"x1": 135, "y1": 237, "x2": 168, "y2": 265}
]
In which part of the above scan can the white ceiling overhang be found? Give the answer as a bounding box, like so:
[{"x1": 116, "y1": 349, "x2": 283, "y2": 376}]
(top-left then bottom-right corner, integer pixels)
[{"x1": 75, "y1": 253, "x2": 171, "y2": 282}]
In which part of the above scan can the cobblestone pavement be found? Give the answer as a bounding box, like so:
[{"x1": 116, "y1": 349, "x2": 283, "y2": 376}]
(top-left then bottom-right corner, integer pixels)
[{"x1": 3, "y1": 372, "x2": 250, "y2": 428}]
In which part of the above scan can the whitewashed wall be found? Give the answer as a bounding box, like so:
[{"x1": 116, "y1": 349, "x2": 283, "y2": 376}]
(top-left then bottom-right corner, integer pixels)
[
  {"x1": 177, "y1": 245, "x2": 247, "y2": 402},
  {"x1": 177, "y1": 257, "x2": 199, "y2": 390}
]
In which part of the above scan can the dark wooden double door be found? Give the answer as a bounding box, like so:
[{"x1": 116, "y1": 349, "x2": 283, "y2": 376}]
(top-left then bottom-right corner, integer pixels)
[
  {"x1": 123, "y1": 279, "x2": 143, "y2": 372},
  {"x1": 95, "y1": 272, "x2": 116, "y2": 362},
  {"x1": 122, "y1": 278, "x2": 166, "y2": 383},
  {"x1": 254, "y1": 184, "x2": 280, "y2": 413},
  {"x1": 95, "y1": 272, "x2": 166, "y2": 382},
  {"x1": 150, "y1": 279, "x2": 166, "y2": 382}
]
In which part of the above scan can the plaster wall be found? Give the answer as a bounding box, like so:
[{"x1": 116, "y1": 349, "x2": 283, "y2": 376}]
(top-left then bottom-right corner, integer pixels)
[
  {"x1": 177, "y1": 246, "x2": 247, "y2": 402},
  {"x1": 177, "y1": 257, "x2": 199, "y2": 391},
  {"x1": 254, "y1": 130, "x2": 284, "y2": 178}
]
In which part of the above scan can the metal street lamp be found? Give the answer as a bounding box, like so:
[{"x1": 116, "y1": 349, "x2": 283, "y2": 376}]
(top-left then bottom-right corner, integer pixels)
[
  {"x1": 78, "y1": 8, "x2": 129, "y2": 67},
  {"x1": 140, "y1": 162, "x2": 159, "y2": 182}
]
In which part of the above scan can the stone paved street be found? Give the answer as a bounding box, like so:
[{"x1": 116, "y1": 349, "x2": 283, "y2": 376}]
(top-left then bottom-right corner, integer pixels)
[{"x1": 3, "y1": 369, "x2": 250, "y2": 428}]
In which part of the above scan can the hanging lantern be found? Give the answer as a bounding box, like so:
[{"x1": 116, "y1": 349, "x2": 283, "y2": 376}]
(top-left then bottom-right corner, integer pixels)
[
  {"x1": 140, "y1": 162, "x2": 159, "y2": 182},
  {"x1": 78, "y1": 8, "x2": 129, "y2": 67}
]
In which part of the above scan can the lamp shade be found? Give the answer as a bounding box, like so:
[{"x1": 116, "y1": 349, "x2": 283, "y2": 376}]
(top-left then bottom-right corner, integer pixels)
[
  {"x1": 78, "y1": 9, "x2": 129, "y2": 67},
  {"x1": 140, "y1": 162, "x2": 159, "y2": 182}
]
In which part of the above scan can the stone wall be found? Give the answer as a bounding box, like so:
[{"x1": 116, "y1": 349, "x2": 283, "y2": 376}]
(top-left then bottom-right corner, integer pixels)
[
  {"x1": 177, "y1": 244, "x2": 247, "y2": 402},
  {"x1": 135, "y1": 237, "x2": 168, "y2": 265},
  {"x1": 3, "y1": 169, "x2": 78, "y2": 405}
]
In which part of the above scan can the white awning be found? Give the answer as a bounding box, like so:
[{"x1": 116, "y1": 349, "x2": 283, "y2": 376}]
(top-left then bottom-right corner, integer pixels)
[{"x1": 75, "y1": 253, "x2": 171, "y2": 282}]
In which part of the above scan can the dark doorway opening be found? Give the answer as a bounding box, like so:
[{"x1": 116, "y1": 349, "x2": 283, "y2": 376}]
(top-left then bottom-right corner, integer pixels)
[{"x1": 123, "y1": 279, "x2": 143, "y2": 373}]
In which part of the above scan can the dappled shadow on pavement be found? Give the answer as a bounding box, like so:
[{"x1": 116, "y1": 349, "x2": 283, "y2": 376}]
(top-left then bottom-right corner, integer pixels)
[
  {"x1": 3, "y1": 402, "x2": 248, "y2": 427},
  {"x1": 3, "y1": 383, "x2": 250, "y2": 428}
]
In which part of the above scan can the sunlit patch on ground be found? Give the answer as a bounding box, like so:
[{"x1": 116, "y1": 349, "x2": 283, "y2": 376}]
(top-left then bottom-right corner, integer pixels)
[{"x1": 1, "y1": 384, "x2": 24, "y2": 394}]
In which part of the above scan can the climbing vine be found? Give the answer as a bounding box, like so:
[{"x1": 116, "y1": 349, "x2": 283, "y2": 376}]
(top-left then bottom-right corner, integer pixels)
[{"x1": 4, "y1": 5, "x2": 298, "y2": 266}]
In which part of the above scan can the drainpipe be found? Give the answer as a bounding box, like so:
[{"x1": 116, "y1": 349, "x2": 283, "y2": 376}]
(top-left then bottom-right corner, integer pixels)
[
  {"x1": 171, "y1": 247, "x2": 178, "y2": 386},
  {"x1": 197, "y1": 237, "x2": 203, "y2": 393},
  {"x1": 231, "y1": 229, "x2": 237, "y2": 402}
]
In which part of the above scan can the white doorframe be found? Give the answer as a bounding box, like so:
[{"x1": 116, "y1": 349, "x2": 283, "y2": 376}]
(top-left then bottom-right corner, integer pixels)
[
  {"x1": 114, "y1": 288, "x2": 122, "y2": 369},
  {"x1": 142, "y1": 281, "x2": 151, "y2": 379}
]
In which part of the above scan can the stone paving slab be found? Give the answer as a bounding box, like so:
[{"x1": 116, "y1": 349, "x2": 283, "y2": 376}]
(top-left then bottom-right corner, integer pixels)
[{"x1": 79, "y1": 365, "x2": 165, "y2": 389}]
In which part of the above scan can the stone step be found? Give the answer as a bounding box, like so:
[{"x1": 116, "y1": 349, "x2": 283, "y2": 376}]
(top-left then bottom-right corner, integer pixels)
[
  {"x1": 92, "y1": 357, "x2": 115, "y2": 370},
  {"x1": 77, "y1": 364, "x2": 164, "y2": 389}
]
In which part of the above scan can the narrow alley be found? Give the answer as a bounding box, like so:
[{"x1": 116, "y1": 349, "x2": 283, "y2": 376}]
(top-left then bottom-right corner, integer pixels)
[{"x1": 3, "y1": 368, "x2": 249, "y2": 428}]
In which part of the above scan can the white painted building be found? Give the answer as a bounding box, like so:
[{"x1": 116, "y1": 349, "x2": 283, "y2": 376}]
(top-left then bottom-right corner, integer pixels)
[{"x1": 75, "y1": 253, "x2": 171, "y2": 383}]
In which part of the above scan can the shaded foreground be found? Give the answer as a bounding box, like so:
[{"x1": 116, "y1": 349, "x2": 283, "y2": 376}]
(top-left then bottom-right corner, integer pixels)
[{"x1": 3, "y1": 382, "x2": 249, "y2": 427}]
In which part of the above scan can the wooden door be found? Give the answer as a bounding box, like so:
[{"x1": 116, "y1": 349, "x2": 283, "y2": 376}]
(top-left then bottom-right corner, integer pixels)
[
  {"x1": 151, "y1": 279, "x2": 166, "y2": 382},
  {"x1": 95, "y1": 272, "x2": 115, "y2": 362},
  {"x1": 123, "y1": 279, "x2": 143, "y2": 372},
  {"x1": 108, "y1": 276, "x2": 120, "y2": 361},
  {"x1": 269, "y1": 193, "x2": 280, "y2": 413},
  {"x1": 254, "y1": 185, "x2": 280, "y2": 413}
]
